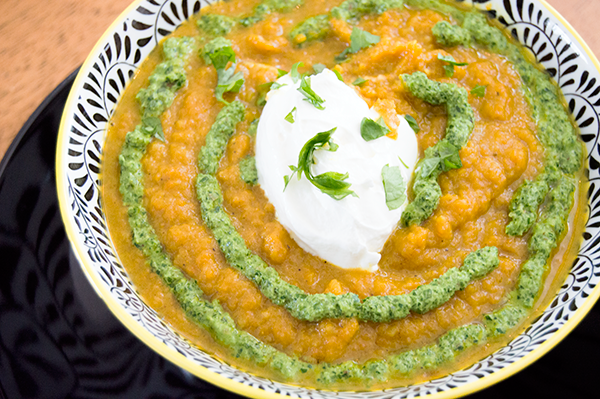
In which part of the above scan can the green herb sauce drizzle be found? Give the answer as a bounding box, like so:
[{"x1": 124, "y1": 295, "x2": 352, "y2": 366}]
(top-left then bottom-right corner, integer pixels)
[
  {"x1": 400, "y1": 71, "x2": 475, "y2": 227},
  {"x1": 290, "y1": 0, "x2": 405, "y2": 45}
]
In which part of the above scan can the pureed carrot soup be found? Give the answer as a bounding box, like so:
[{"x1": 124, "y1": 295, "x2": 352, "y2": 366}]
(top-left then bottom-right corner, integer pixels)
[{"x1": 102, "y1": 0, "x2": 587, "y2": 389}]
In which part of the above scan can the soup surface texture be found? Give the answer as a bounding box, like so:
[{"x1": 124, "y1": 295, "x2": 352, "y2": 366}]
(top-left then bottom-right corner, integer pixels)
[{"x1": 102, "y1": 0, "x2": 586, "y2": 389}]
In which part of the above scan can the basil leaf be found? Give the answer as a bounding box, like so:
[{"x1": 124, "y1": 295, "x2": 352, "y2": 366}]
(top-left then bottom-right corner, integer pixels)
[
  {"x1": 298, "y1": 76, "x2": 326, "y2": 110},
  {"x1": 353, "y1": 77, "x2": 367, "y2": 86},
  {"x1": 405, "y1": 115, "x2": 420, "y2": 133},
  {"x1": 360, "y1": 116, "x2": 390, "y2": 141},
  {"x1": 143, "y1": 116, "x2": 165, "y2": 142},
  {"x1": 290, "y1": 62, "x2": 304, "y2": 83},
  {"x1": 284, "y1": 127, "x2": 356, "y2": 200},
  {"x1": 285, "y1": 107, "x2": 296, "y2": 123},
  {"x1": 312, "y1": 63, "x2": 327, "y2": 74},
  {"x1": 382, "y1": 164, "x2": 406, "y2": 210},
  {"x1": 215, "y1": 65, "x2": 245, "y2": 104},
  {"x1": 335, "y1": 27, "x2": 380, "y2": 62},
  {"x1": 471, "y1": 84, "x2": 487, "y2": 97},
  {"x1": 438, "y1": 54, "x2": 468, "y2": 78}
]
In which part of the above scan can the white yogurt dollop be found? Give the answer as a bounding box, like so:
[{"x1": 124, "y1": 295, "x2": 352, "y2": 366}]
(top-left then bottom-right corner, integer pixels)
[{"x1": 255, "y1": 69, "x2": 418, "y2": 272}]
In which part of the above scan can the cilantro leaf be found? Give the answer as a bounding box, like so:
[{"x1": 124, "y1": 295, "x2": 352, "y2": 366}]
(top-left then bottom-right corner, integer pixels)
[
  {"x1": 202, "y1": 37, "x2": 235, "y2": 69},
  {"x1": 353, "y1": 77, "x2": 367, "y2": 86},
  {"x1": 382, "y1": 164, "x2": 406, "y2": 210},
  {"x1": 290, "y1": 62, "x2": 304, "y2": 83},
  {"x1": 335, "y1": 27, "x2": 380, "y2": 62},
  {"x1": 471, "y1": 84, "x2": 487, "y2": 97},
  {"x1": 285, "y1": 107, "x2": 296, "y2": 123},
  {"x1": 143, "y1": 116, "x2": 165, "y2": 142},
  {"x1": 203, "y1": 38, "x2": 245, "y2": 104},
  {"x1": 297, "y1": 76, "x2": 326, "y2": 110},
  {"x1": 284, "y1": 127, "x2": 356, "y2": 200},
  {"x1": 360, "y1": 116, "x2": 390, "y2": 141},
  {"x1": 405, "y1": 115, "x2": 420, "y2": 133},
  {"x1": 215, "y1": 65, "x2": 245, "y2": 104},
  {"x1": 312, "y1": 63, "x2": 327, "y2": 74},
  {"x1": 417, "y1": 141, "x2": 462, "y2": 178},
  {"x1": 438, "y1": 54, "x2": 468, "y2": 77},
  {"x1": 277, "y1": 68, "x2": 288, "y2": 78},
  {"x1": 437, "y1": 141, "x2": 462, "y2": 171}
]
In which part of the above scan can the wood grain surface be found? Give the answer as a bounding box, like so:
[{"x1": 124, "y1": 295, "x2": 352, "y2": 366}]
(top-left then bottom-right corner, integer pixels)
[{"x1": 0, "y1": 0, "x2": 598, "y2": 161}]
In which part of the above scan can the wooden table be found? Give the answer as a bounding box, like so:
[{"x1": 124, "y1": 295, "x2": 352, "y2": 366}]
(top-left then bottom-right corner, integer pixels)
[{"x1": 0, "y1": 0, "x2": 598, "y2": 161}]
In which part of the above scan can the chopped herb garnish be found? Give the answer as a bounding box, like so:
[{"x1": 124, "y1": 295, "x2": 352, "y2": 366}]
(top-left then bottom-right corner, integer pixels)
[
  {"x1": 438, "y1": 54, "x2": 468, "y2": 77},
  {"x1": 398, "y1": 156, "x2": 409, "y2": 169},
  {"x1": 360, "y1": 116, "x2": 390, "y2": 141},
  {"x1": 271, "y1": 82, "x2": 287, "y2": 90},
  {"x1": 335, "y1": 27, "x2": 380, "y2": 62},
  {"x1": 382, "y1": 164, "x2": 406, "y2": 210},
  {"x1": 333, "y1": 69, "x2": 344, "y2": 82},
  {"x1": 297, "y1": 75, "x2": 326, "y2": 110},
  {"x1": 312, "y1": 63, "x2": 327, "y2": 74},
  {"x1": 471, "y1": 84, "x2": 487, "y2": 97},
  {"x1": 290, "y1": 62, "x2": 304, "y2": 83},
  {"x1": 248, "y1": 118, "x2": 259, "y2": 136},
  {"x1": 353, "y1": 77, "x2": 367, "y2": 86},
  {"x1": 277, "y1": 68, "x2": 288, "y2": 78},
  {"x1": 203, "y1": 39, "x2": 245, "y2": 104},
  {"x1": 404, "y1": 115, "x2": 420, "y2": 133},
  {"x1": 285, "y1": 107, "x2": 296, "y2": 123},
  {"x1": 284, "y1": 127, "x2": 356, "y2": 200},
  {"x1": 142, "y1": 116, "x2": 165, "y2": 142},
  {"x1": 418, "y1": 141, "x2": 462, "y2": 178}
]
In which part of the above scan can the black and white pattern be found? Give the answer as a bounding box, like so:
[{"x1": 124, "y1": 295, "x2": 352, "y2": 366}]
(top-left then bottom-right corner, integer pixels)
[{"x1": 56, "y1": 0, "x2": 600, "y2": 398}]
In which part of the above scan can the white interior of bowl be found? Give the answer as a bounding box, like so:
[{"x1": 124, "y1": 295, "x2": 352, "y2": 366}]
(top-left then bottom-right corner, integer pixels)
[{"x1": 56, "y1": 0, "x2": 600, "y2": 398}]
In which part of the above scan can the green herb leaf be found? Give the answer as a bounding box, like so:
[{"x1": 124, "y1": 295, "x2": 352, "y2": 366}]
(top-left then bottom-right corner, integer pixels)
[
  {"x1": 353, "y1": 77, "x2": 367, "y2": 86},
  {"x1": 360, "y1": 116, "x2": 390, "y2": 141},
  {"x1": 284, "y1": 127, "x2": 356, "y2": 200},
  {"x1": 312, "y1": 63, "x2": 327, "y2": 74},
  {"x1": 205, "y1": 45, "x2": 235, "y2": 70},
  {"x1": 271, "y1": 82, "x2": 287, "y2": 90},
  {"x1": 438, "y1": 54, "x2": 468, "y2": 77},
  {"x1": 285, "y1": 107, "x2": 296, "y2": 123},
  {"x1": 215, "y1": 65, "x2": 245, "y2": 104},
  {"x1": 471, "y1": 84, "x2": 487, "y2": 97},
  {"x1": 290, "y1": 62, "x2": 304, "y2": 83},
  {"x1": 298, "y1": 76, "x2": 326, "y2": 110},
  {"x1": 335, "y1": 27, "x2": 380, "y2": 62},
  {"x1": 382, "y1": 164, "x2": 406, "y2": 210},
  {"x1": 277, "y1": 68, "x2": 288, "y2": 78},
  {"x1": 405, "y1": 115, "x2": 420, "y2": 133},
  {"x1": 437, "y1": 141, "x2": 462, "y2": 171},
  {"x1": 143, "y1": 116, "x2": 165, "y2": 142},
  {"x1": 333, "y1": 69, "x2": 344, "y2": 82},
  {"x1": 419, "y1": 157, "x2": 441, "y2": 178}
]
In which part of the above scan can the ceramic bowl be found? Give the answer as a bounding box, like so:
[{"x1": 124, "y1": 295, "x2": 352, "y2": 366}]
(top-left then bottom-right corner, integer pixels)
[{"x1": 56, "y1": 0, "x2": 600, "y2": 397}]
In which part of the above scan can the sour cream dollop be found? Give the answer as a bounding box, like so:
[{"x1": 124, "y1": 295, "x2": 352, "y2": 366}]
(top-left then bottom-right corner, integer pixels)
[{"x1": 255, "y1": 69, "x2": 418, "y2": 272}]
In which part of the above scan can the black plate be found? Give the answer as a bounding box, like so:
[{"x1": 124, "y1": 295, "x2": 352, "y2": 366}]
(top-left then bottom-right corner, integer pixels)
[{"x1": 0, "y1": 72, "x2": 598, "y2": 399}]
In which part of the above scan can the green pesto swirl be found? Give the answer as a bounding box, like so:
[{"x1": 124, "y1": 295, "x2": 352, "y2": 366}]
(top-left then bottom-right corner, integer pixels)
[
  {"x1": 400, "y1": 72, "x2": 475, "y2": 227},
  {"x1": 429, "y1": 10, "x2": 582, "y2": 309},
  {"x1": 194, "y1": 103, "x2": 498, "y2": 322},
  {"x1": 290, "y1": 0, "x2": 404, "y2": 45}
]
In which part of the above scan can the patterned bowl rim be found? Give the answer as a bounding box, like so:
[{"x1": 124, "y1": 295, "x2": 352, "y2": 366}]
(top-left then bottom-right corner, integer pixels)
[{"x1": 55, "y1": 0, "x2": 600, "y2": 398}]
